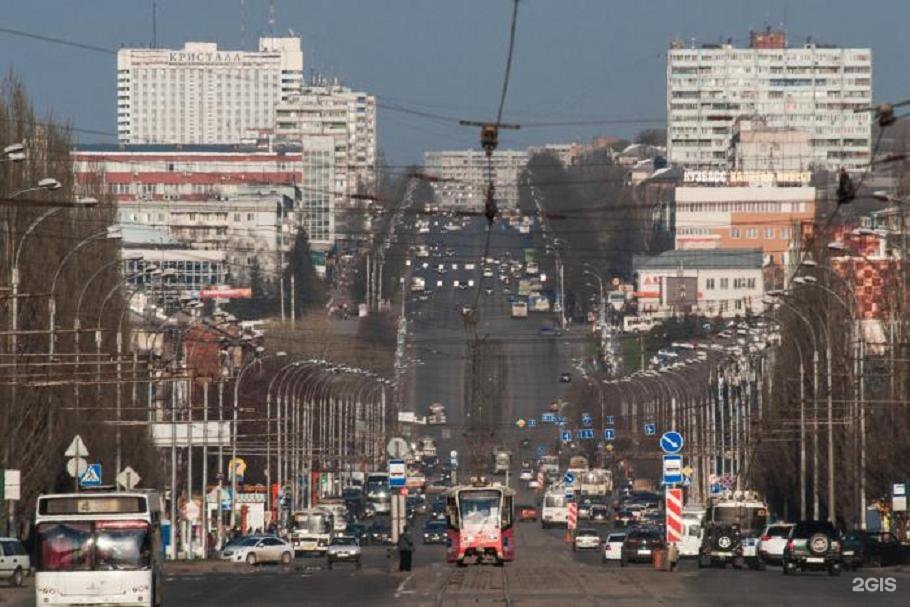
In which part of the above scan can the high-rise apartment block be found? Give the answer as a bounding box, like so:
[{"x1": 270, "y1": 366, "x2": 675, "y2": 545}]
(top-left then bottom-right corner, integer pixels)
[
  {"x1": 117, "y1": 37, "x2": 303, "y2": 144},
  {"x1": 423, "y1": 150, "x2": 529, "y2": 209},
  {"x1": 667, "y1": 29, "x2": 871, "y2": 172}
]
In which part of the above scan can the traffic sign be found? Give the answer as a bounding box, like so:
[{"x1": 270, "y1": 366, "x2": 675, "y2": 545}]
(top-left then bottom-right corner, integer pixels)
[
  {"x1": 662, "y1": 455, "x2": 683, "y2": 485},
  {"x1": 388, "y1": 459, "x2": 406, "y2": 488},
  {"x1": 515, "y1": 418, "x2": 526, "y2": 428},
  {"x1": 65, "y1": 435, "x2": 89, "y2": 458},
  {"x1": 603, "y1": 428, "x2": 616, "y2": 441},
  {"x1": 66, "y1": 457, "x2": 88, "y2": 478},
  {"x1": 116, "y1": 466, "x2": 141, "y2": 490},
  {"x1": 605, "y1": 415, "x2": 615, "y2": 425},
  {"x1": 660, "y1": 431, "x2": 684, "y2": 454},
  {"x1": 560, "y1": 430, "x2": 571, "y2": 443},
  {"x1": 567, "y1": 502, "x2": 578, "y2": 530},
  {"x1": 665, "y1": 488, "x2": 683, "y2": 543},
  {"x1": 575, "y1": 429, "x2": 595, "y2": 440},
  {"x1": 644, "y1": 423, "x2": 657, "y2": 436},
  {"x1": 536, "y1": 445, "x2": 546, "y2": 457},
  {"x1": 527, "y1": 418, "x2": 537, "y2": 428},
  {"x1": 563, "y1": 471, "x2": 576, "y2": 485},
  {"x1": 79, "y1": 464, "x2": 102, "y2": 488},
  {"x1": 386, "y1": 437, "x2": 410, "y2": 459},
  {"x1": 557, "y1": 416, "x2": 567, "y2": 426},
  {"x1": 581, "y1": 413, "x2": 592, "y2": 427},
  {"x1": 541, "y1": 413, "x2": 556, "y2": 424}
]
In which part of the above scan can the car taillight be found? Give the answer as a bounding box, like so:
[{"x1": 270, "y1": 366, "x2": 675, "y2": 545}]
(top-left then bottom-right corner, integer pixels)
[
  {"x1": 787, "y1": 540, "x2": 794, "y2": 552},
  {"x1": 760, "y1": 535, "x2": 770, "y2": 542}
]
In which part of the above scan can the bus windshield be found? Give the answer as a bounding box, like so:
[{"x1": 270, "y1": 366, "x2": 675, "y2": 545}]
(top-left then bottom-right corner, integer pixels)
[
  {"x1": 292, "y1": 513, "x2": 332, "y2": 534},
  {"x1": 710, "y1": 506, "x2": 768, "y2": 534},
  {"x1": 459, "y1": 490, "x2": 501, "y2": 534},
  {"x1": 37, "y1": 520, "x2": 151, "y2": 572}
]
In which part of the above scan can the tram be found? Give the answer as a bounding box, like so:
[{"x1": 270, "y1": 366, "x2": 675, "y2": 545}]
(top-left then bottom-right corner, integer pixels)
[{"x1": 445, "y1": 480, "x2": 515, "y2": 566}]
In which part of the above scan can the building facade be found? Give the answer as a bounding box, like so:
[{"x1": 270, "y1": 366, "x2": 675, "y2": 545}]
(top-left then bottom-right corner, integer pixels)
[
  {"x1": 117, "y1": 37, "x2": 303, "y2": 144},
  {"x1": 728, "y1": 118, "x2": 812, "y2": 172},
  {"x1": 632, "y1": 249, "x2": 765, "y2": 319},
  {"x1": 667, "y1": 30, "x2": 871, "y2": 171},
  {"x1": 423, "y1": 149, "x2": 528, "y2": 209}
]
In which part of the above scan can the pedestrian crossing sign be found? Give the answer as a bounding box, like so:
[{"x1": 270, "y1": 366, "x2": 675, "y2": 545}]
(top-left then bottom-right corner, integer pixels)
[{"x1": 79, "y1": 464, "x2": 102, "y2": 487}]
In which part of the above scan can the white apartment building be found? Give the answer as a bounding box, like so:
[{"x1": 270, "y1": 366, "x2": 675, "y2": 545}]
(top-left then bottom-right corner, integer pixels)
[
  {"x1": 667, "y1": 30, "x2": 871, "y2": 172},
  {"x1": 117, "y1": 37, "x2": 303, "y2": 144},
  {"x1": 423, "y1": 149, "x2": 528, "y2": 209}
]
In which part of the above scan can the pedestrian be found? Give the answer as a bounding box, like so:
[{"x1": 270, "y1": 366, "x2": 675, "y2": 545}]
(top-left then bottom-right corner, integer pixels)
[{"x1": 397, "y1": 525, "x2": 414, "y2": 572}]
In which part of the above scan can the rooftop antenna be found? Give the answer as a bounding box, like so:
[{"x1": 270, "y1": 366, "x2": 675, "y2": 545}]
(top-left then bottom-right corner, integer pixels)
[
  {"x1": 151, "y1": 0, "x2": 157, "y2": 47},
  {"x1": 269, "y1": 0, "x2": 276, "y2": 35},
  {"x1": 240, "y1": 0, "x2": 247, "y2": 48}
]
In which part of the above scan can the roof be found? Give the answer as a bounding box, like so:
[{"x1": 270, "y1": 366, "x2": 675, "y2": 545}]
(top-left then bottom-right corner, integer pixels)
[{"x1": 632, "y1": 249, "x2": 763, "y2": 271}]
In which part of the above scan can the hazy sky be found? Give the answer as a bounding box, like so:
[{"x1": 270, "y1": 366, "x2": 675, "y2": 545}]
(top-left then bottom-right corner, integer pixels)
[{"x1": 1, "y1": 0, "x2": 907, "y2": 163}]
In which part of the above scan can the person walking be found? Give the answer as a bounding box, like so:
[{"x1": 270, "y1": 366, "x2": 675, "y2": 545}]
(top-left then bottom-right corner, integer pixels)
[{"x1": 397, "y1": 525, "x2": 414, "y2": 572}]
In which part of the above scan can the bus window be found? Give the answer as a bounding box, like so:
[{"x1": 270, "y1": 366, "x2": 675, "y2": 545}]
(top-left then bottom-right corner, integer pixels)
[
  {"x1": 37, "y1": 522, "x2": 92, "y2": 571},
  {"x1": 94, "y1": 521, "x2": 152, "y2": 571}
]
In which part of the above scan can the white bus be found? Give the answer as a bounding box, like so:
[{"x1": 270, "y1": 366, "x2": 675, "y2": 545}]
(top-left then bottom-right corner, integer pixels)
[
  {"x1": 34, "y1": 491, "x2": 162, "y2": 607},
  {"x1": 541, "y1": 486, "x2": 568, "y2": 529}
]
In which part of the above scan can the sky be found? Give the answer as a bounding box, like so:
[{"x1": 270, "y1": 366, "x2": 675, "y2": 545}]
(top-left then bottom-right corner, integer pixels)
[{"x1": 1, "y1": 0, "x2": 908, "y2": 164}]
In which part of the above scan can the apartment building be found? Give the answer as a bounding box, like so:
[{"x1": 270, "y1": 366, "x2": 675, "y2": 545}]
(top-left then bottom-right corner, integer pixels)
[
  {"x1": 667, "y1": 29, "x2": 871, "y2": 172},
  {"x1": 423, "y1": 149, "x2": 528, "y2": 209}
]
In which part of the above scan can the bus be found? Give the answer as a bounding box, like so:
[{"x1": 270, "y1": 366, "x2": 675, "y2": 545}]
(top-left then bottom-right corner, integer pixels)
[
  {"x1": 289, "y1": 509, "x2": 334, "y2": 556},
  {"x1": 365, "y1": 472, "x2": 391, "y2": 515},
  {"x1": 34, "y1": 491, "x2": 162, "y2": 607},
  {"x1": 445, "y1": 483, "x2": 514, "y2": 566},
  {"x1": 541, "y1": 486, "x2": 568, "y2": 528}
]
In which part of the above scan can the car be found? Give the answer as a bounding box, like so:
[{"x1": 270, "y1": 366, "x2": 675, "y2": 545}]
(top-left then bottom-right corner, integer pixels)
[
  {"x1": 577, "y1": 499, "x2": 593, "y2": 520},
  {"x1": 519, "y1": 469, "x2": 533, "y2": 482},
  {"x1": 559, "y1": 372, "x2": 572, "y2": 383},
  {"x1": 422, "y1": 520, "x2": 447, "y2": 544},
  {"x1": 601, "y1": 532, "x2": 626, "y2": 563},
  {"x1": 517, "y1": 505, "x2": 539, "y2": 522},
  {"x1": 589, "y1": 504, "x2": 610, "y2": 523},
  {"x1": 345, "y1": 522, "x2": 367, "y2": 544},
  {"x1": 326, "y1": 535, "x2": 362, "y2": 569},
  {"x1": 0, "y1": 538, "x2": 29, "y2": 587},
  {"x1": 698, "y1": 522, "x2": 745, "y2": 569},
  {"x1": 367, "y1": 519, "x2": 393, "y2": 545},
  {"x1": 781, "y1": 520, "x2": 843, "y2": 576},
  {"x1": 573, "y1": 528, "x2": 601, "y2": 551},
  {"x1": 528, "y1": 478, "x2": 541, "y2": 489},
  {"x1": 757, "y1": 523, "x2": 794, "y2": 565},
  {"x1": 620, "y1": 527, "x2": 666, "y2": 565},
  {"x1": 538, "y1": 326, "x2": 560, "y2": 337},
  {"x1": 220, "y1": 535, "x2": 294, "y2": 565},
  {"x1": 613, "y1": 510, "x2": 636, "y2": 527},
  {"x1": 841, "y1": 530, "x2": 906, "y2": 570}
]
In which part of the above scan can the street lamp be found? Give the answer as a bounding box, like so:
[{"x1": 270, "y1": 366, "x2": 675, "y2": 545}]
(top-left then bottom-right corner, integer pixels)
[
  {"x1": 1, "y1": 142, "x2": 26, "y2": 164},
  {"x1": 10, "y1": 177, "x2": 62, "y2": 198}
]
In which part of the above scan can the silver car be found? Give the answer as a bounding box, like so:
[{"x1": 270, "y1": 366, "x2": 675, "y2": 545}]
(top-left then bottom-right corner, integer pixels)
[
  {"x1": 326, "y1": 535, "x2": 362, "y2": 569},
  {"x1": 220, "y1": 535, "x2": 293, "y2": 565}
]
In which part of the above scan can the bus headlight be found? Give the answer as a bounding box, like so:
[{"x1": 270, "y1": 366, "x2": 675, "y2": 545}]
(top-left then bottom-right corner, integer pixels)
[{"x1": 37, "y1": 587, "x2": 56, "y2": 595}]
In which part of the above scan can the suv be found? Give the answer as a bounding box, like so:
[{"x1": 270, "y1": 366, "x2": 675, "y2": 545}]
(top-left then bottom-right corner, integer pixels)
[
  {"x1": 757, "y1": 523, "x2": 795, "y2": 565},
  {"x1": 782, "y1": 520, "x2": 843, "y2": 576},
  {"x1": 698, "y1": 522, "x2": 745, "y2": 569}
]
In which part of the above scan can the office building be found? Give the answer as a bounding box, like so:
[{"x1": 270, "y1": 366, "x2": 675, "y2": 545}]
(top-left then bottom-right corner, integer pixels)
[
  {"x1": 667, "y1": 29, "x2": 871, "y2": 171},
  {"x1": 117, "y1": 37, "x2": 303, "y2": 144}
]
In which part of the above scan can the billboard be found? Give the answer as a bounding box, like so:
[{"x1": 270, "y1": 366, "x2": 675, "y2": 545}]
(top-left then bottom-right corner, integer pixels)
[
  {"x1": 200, "y1": 287, "x2": 252, "y2": 299},
  {"x1": 664, "y1": 277, "x2": 698, "y2": 308},
  {"x1": 151, "y1": 421, "x2": 232, "y2": 447}
]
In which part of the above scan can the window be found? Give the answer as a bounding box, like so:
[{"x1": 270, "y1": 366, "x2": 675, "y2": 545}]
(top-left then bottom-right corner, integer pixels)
[
  {"x1": 747, "y1": 278, "x2": 756, "y2": 289},
  {"x1": 764, "y1": 228, "x2": 775, "y2": 239},
  {"x1": 730, "y1": 228, "x2": 741, "y2": 239},
  {"x1": 720, "y1": 278, "x2": 729, "y2": 289},
  {"x1": 705, "y1": 278, "x2": 715, "y2": 290},
  {"x1": 747, "y1": 228, "x2": 758, "y2": 239},
  {"x1": 780, "y1": 227, "x2": 791, "y2": 239}
]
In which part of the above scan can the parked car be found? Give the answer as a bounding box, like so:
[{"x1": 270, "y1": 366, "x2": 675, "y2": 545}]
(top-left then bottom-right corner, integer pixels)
[
  {"x1": 326, "y1": 535, "x2": 361, "y2": 569},
  {"x1": 517, "y1": 504, "x2": 539, "y2": 522},
  {"x1": 573, "y1": 528, "x2": 602, "y2": 551},
  {"x1": 422, "y1": 520, "x2": 447, "y2": 544},
  {"x1": 621, "y1": 527, "x2": 666, "y2": 565},
  {"x1": 841, "y1": 530, "x2": 906, "y2": 569},
  {"x1": 0, "y1": 537, "x2": 29, "y2": 587},
  {"x1": 757, "y1": 523, "x2": 794, "y2": 565},
  {"x1": 601, "y1": 532, "x2": 626, "y2": 564},
  {"x1": 782, "y1": 520, "x2": 843, "y2": 576},
  {"x1": 220, "y1": 535, "x2": 293, "y2": 565}
]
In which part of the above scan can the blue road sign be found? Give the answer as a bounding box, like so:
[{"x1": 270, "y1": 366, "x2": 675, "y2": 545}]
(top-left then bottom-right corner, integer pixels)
[
  {"x1": 582, "y1": 413, "x2": 592, "y2": 427},
  {"x1": 576, "y1": 429, "x2": 595, "y2": 440},
  {"x1": 527, "y1": 418, "x2": 537, "y2": 428},
  {"x1": 662, "y1": 454, "x2": 683, "y2": 485},
  {"x1": 79, "y1": 463, "x2": 102, "y2": 488},
  {"x1": 603, "y1": 428, "x2": 616, "y2": 441},
  {"x1": 709, "y1": 483, "x2": 723, "y2": 495},
  {"x1": 659, "y1": 431, "x2": 684, "y2": 454},
  {"x1": 560, "y1": 430, "x2": 572, "y2": 443},
  {"x1": 536, "y1": 445, "x2": 546, "y2": 457},
  {"x1": 606, "y1": 415, "x2": 615, "y2": 425},
  {"x1": 565, "y1": 489, "x2": 575, "y2": 501},
  {"x1": 557, "y1": 416, "x2": 567, "y2": 426},
  {"x1": 541, "y1": 413, "x2": 555, "y2": 423},
  {"x1": 564, "y1": 471, "x2": 576, "y2": 485},
  {"x1": 644, "y1": 423, "x2": 657, "y2": 436}
]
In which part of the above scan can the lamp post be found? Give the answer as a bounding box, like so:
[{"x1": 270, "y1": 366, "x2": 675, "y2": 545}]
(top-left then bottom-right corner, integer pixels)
[{"x1": 9, "y1": 176, "x2": 62, "y2": 199}]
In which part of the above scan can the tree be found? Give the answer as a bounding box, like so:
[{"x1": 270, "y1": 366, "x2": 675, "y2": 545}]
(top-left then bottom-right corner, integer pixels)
[
  {"x1": 226, "y1": 258, "x2": 279, "y2": 319},
  {"x1": 286, "y1": 228, "x2": 326, "y2": 312}
]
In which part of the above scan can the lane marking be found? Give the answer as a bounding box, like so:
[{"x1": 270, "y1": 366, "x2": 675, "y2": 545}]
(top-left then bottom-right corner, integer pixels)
[{"x1": 394, "y1": 572, "x2": 415, "y2": 598}]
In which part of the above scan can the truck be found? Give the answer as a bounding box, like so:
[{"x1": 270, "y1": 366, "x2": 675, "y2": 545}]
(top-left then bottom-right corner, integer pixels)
[
  {"x1": 510, "y1": 300, "x2": 528, "y2": 319},
  {"x1": 580, "y1": 469, "x2": 612, "y2": 497},
  {"x1": 427, "y1": 402, "x2": 447, "y2": 425},
  {"x1": 493, "y1": 449, "x2": 511, "y2": 475}
]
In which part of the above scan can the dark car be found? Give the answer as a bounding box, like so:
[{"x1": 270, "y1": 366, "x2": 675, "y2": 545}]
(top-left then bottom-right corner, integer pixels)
[
  {"x1": 559, "y1": 372, "x2": 572, "y2": 383},
  {"x1": 422, "y1": 520, "x2": 447, "y2": 544},
  {"x1": 367, "y1": 519, "x2": 392, "y2": 546},
  {"x1": 698, "y1": 522, "x2": 745, "y2": 569},
  {"x1": 620, "y1": 527, "x2": 666, "y2": 566},
  {"x1": 538, "y1": 326, "x2": 561, "y2": 337},
  {"x1": 345, "y1": 522, "x2": 367, "y2": 544},
  {"x1": 782, "y1": 520, "x2": 843, "y2": 576},
  {"x1": 842, "y1": 531, "x2": 905, "y2": 569},
  {"x1": 613, "y1": 510, "x2": 635, "y2": 527}
]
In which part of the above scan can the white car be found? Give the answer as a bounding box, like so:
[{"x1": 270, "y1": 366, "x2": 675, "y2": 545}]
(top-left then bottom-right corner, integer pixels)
[
  {"x1": 528, "y1": 479, "x2": 541, "y2": 489},
  {"x1": 0, "y1": 538, "x2": 30, "y2": 587},
  {"x1": 326, "y1": 535, "x2": 362, "y2": 569},
  {"x1": 757, "y1": 523, "x2": 794, "y2": 564},
  {"x1": 519, "y1": 469, "x2": 533, "y2": 481},
  {"x1": 220, "y1": 535, "x2": 294, "y2": 565},
  {"x1": 573, "y1": 529, "x2": 601, "y2": 551},
  {"x1": 601, "y1": 532, "x2": 626, "y2": 563}
]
